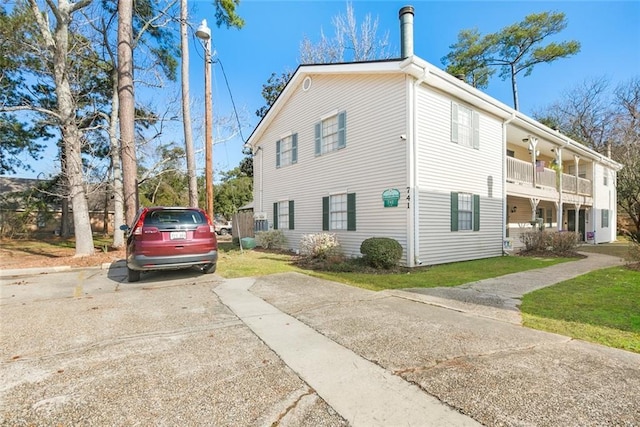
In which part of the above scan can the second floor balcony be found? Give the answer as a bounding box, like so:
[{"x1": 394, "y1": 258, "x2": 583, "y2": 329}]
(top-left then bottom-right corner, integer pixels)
[{"x1": 506, "y1": 156, "x2": 592, "y2": 197}]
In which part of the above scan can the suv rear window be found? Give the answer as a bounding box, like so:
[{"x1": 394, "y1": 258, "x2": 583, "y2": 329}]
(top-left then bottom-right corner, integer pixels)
[{"x1": 144, "y1": 209, "x2": 206, "y2": 226}]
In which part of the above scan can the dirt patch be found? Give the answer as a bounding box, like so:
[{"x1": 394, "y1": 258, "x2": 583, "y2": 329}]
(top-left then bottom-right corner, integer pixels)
[{"x1": 0, "y1": 239, "x2": 125, "y2": 270}]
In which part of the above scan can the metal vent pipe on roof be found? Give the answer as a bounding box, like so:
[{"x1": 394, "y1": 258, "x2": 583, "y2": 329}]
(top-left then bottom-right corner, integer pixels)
[{"x1": 399, "y1": 5, "x2": 415, "y2": 58}]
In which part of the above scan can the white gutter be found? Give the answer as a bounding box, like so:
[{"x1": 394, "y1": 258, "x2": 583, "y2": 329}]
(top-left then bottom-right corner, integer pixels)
[{"x1": 407, "y1": 65, "x2": 430, "y2": 267}]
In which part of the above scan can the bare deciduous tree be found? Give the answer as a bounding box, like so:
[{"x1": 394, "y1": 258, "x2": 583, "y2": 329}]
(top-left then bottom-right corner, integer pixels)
[
  {"x1": 28, "y1": 0, "x2": 95, "y2": 256},
  {"x1": 535, "y1": 76, "x2": 640, "y2": 234},
  {"x1": 299, "y1": 2, "x2": 390, "y2": 64}
]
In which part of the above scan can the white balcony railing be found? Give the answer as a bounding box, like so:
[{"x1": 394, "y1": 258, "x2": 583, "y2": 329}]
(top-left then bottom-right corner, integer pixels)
[
  {"x1": 507, "y1": 157, "x2": 593, "y2": 196},
  {"x1": 561, "y1": 173, "x2": 593, "y2": 196},
  {"x1": 506, "y1": 157, "x2": 556, "y2": 190}
]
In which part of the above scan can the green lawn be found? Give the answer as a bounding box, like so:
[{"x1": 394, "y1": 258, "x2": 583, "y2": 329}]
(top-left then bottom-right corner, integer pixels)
[
  {"x1": 521, "y1": 266, "x2": 640, "y2": 353},
  {"x1": 304, "y1": 256, "x2": 573, "y2": 291}
]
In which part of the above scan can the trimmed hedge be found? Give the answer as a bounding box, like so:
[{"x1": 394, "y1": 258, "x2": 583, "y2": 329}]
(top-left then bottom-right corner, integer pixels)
[{"x1": 360, "y1": 237, "x2": 403, "y2": 269}]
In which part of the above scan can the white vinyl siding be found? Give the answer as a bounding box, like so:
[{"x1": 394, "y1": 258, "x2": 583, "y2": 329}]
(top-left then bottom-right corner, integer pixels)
[
  {"x1": 417, "y1": 86, "x2": 503, "y2": 265},
  {"x1": 256, "y1": 73, "x2": 407, "y2": 259}
]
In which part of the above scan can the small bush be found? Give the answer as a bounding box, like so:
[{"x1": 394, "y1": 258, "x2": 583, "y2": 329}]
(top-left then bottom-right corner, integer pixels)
[
  {"x1": 520, "y1": 230, "x2": 579, "y2": 255},
  {"x1": 299, "y1": 233, "x2": 342, "y2": 259},
  {"x1": 360, "y1": 237, "x2": 403, "y2": 269},
  {"x1": 548, "y1": 231, "x2": 580, "y2": 254},
  {"x1": 255, "y1": 230, "x2": 286, "y2": 250},
  {"x1": 520, "y1": 230, "x2": 549, "y2": 252}
]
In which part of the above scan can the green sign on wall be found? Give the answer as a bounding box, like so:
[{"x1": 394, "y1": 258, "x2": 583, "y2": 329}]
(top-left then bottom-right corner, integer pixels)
[{"x1": 382, "y1": 188, "x2": 401, "y2": 207}]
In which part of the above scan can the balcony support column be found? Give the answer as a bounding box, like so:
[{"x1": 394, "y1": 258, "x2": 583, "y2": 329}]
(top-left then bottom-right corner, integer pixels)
[{"x1": 556, "y1": 147, "x2": 564, "y2": 231}]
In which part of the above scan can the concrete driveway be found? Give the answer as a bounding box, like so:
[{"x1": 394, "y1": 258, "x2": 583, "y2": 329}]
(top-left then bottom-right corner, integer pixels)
[
  {"x1": 0, "y1": 265, "x2": 346, "y2": 426},
  {"x1": 1, "y1": 258, "x2": 639, "y2": 426}
]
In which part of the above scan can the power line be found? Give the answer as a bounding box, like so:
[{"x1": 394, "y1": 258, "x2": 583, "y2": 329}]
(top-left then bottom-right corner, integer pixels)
[{"x1": 216, "y1": 58, "x2": 247, "y2": 144}]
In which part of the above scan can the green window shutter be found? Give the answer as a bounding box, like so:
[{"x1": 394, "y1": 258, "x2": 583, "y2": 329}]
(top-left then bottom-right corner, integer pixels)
[
  {"x1": 275, "y1": 140, "x2": 281, "y2": 167},
  {"x1": 315, "y1": 123, "x2": 322, "y2": 156},
  {"x1": 473, "y1": 194, "x2": 480, "y2": 231},
  {"x1": 472, "y1": 111, "x2": 480, "y2": 149},
  {"x1": 291, "y1": 133, "x2": 298, "y2": 164},
  {"x1": 322, "y1": 196, "x2": 329, "y2": 231},
  {"x1": 338, "y1": 111, "x2": 347, "y2": 149},
  {"x1": 273, "y1": 202, "x2": 278, "y2": 230},
  {"x1": 289, "y1": 200, "x2": 295, "y2": 230},
  {"x1": 347, "y1": 192, "x2": 356, "y2": 231},
  {"x1": 451, "y1": 192, "x2": 459, "y2": 232},
  {"x1": 451, "y1": 102, "x2": 459, "y2": 143}
]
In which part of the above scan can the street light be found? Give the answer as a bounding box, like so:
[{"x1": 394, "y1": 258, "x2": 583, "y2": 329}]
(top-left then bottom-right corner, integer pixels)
[{"x1": 196, "y1": 19, "x2": 214, "y2": 221}]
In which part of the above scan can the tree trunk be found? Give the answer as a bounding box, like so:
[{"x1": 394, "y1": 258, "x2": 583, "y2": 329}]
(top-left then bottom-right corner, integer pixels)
[
  {"x1": 109, "y1": 69, "x2": 125, "y2": 247},
  {"x1": 118, "y1": 0, "x2": 138, "y2": 225},
  {"x1": 51, "y1": 1, "x2": 94, "y2": 256},
  {"x1": 511, "y1": 64, "x2": 519, "y2": 111},
  {"x1": 181, "y1": 0, "x2": 199, "y2": 207}
]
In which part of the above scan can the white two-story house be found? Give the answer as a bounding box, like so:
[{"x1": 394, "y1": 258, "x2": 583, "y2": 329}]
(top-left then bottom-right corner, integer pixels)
[{"x1": 245, "y1": 6, "x2": 621, "y2": 267}]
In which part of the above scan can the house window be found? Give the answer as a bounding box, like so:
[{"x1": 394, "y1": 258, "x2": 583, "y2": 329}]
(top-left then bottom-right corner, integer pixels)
[
  {"x1": 315, "y1": 111, "x2": 346, "y2": 156},
  {"x1": 601, "y1": 209, "x2": 609, "y2": 228},
  {"x1": 276, "y1": 133, "x2": 297, "y2": 168},
  {"x1": 323, "y1": 193, "x2": 356, "y2": 231},
  {"x1": 273, "y1": 200, "x2": 294, "y2": 230},
  {"x1": 451, "y1": 102, "x2": 479, "y2": 149},
  {"x1": 506, "y1": 149, "x2": 515, "y2": 158},
  {"x1": 451, "y1": 192, "x2": 480, "y2": 232},
  {"x1": 603, "y1": 175, "x2": 608, "y2": 186}
]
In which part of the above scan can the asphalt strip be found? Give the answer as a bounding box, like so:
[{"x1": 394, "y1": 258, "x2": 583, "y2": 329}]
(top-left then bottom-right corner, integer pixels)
[{"x1": 214, "y1": 277, "x2": 480, "y2": 427}]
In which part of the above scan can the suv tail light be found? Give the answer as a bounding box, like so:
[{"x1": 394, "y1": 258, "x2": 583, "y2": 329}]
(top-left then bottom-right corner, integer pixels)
[
  {"x1": 132, "y1": 210, "x2": 147, "y2": 236},
  {"x1": 205, "y1": 213, "x2": 215, "y2": 234}
]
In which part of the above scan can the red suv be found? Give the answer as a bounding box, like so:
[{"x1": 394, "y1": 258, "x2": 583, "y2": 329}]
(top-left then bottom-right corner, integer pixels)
[{"x1": 122, "y1": 207, "x2": 218, "y2": 282}]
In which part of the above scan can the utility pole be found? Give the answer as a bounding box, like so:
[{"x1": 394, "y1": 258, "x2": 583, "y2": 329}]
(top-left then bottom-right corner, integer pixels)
[{"x1": 196, "y1": 20, "x2": 214, "y2": 220}]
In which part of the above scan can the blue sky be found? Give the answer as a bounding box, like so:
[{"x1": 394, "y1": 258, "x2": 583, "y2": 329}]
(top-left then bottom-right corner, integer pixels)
[
  {"x1": 11, "y1": 0, "x2": 640, "y2": 180},
  {"x1": 189, "y1": 0, "x2": 639, "y2": 176}
]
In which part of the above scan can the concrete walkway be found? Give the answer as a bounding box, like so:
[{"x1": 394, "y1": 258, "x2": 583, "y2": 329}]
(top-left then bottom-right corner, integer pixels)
[
  {"x1": 214, "y1": 277, "x2": 481, "y2": 426},
  {"x1": 388, "y1": 252, "x2": 626, "y2": 323}
]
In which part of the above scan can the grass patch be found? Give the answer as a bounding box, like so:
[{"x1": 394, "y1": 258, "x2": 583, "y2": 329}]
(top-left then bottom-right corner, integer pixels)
[
  {"x1": 577, "y1": 239, "x2": 633, "y2": 260},
  {"x1": 521, "y1": 266, "x2": 640, "y2": 352},
  {"x1": 216, "y1": 243, "x2": 301, "y2": 278},
  {"x1": 302, "y1": 255, "x2": 573, "y2": 291}
]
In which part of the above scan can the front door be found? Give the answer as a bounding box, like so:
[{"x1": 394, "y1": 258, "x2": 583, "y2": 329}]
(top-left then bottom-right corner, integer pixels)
[
  {"x1": 567, "y1": 210, "x2": 576, "y2": 233},
  {"x1": 578, "y1": 209, "x2": 586, "y2": 241},
  {"x1": 567, "y1": 209, "x2": 585, "y2": 241}
]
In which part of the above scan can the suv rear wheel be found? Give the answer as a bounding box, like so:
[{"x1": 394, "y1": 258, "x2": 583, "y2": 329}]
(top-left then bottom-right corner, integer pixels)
[
  {"x1": 128, "y1": 268, "x2": 141, "y2": 282},
  {"x1": 202, "y1": 263, "x2": 217, "y2": 274}
]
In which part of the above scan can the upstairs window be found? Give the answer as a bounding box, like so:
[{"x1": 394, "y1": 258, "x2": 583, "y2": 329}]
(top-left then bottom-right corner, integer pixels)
[
  {"x1": 315, "y1": 111, "x2": 346, "y2": 156},
  {"x1": 276, "y1": 133, "x2": 297, "y2": 168},
  {"x1": 451, "y1": 102, "x2": 479, "y2": 149}
]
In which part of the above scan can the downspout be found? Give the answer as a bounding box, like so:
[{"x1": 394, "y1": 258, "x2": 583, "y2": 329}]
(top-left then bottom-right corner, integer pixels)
[
  {"x1": 409, "y1": 68, "x2": 429, "y2": 267},
  {"x1": 502, "y1": 113, "x2": 516, "y2": 252}
]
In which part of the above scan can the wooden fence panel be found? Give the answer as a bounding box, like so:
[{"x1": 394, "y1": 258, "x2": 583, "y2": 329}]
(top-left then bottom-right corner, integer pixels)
[{"x1": 232, "y1": 212, "x2": 255, "y2": 238}]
